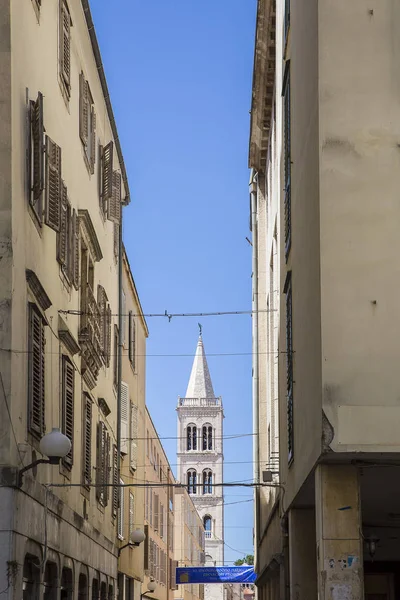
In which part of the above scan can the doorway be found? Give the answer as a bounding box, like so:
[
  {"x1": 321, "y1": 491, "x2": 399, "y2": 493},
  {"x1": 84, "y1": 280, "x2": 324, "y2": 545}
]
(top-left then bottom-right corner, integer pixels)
[{"x1": 365, "y1": 573, "x2": 394, "y2": 600}]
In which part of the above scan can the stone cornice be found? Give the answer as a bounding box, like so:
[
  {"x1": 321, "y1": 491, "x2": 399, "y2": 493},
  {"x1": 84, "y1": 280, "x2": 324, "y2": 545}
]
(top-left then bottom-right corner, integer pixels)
[
  {"x1": 78, "y1": 209, "x2": 103, "y2": 262},
  {"x1": 26, "y1": 270, "x2": 52, "y2": 311}
]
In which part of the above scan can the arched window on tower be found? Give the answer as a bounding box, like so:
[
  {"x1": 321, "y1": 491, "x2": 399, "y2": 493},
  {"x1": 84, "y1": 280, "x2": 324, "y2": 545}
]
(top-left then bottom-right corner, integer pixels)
[
  {"x1": 187, "y1": 424, "x2": 197, "y2": 451},
  {"x1": 202, "y1": 424, "x2": 213, "y2": 450},
  {"x1": 187, "y1": 469, "x2": 197, "y2": 494},
  {"x1": 203, "y1": 515, "x2": 212, "y2": 539},
  {"x1": 202, "y1": 469, "x2": 213, "y2": 494}
]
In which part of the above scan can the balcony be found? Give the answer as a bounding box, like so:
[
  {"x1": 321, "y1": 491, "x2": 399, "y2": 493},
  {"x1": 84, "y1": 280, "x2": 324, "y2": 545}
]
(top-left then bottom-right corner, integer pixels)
[
  {"x1": 205, "y1": 531, "x2": 213, "y2": 539},
  {"x1": 178, "y1": 397, "x2": 221, "y2": 408},
  {"x1": 79, "y1": 284, "x2": 103, "y2": 388}
]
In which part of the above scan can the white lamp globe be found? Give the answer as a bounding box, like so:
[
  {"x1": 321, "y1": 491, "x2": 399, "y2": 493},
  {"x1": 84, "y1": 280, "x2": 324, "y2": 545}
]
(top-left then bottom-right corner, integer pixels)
[
  {"x1": 40, "y1": 428, "x2": 71, "y2": 459},
  {"x1": 147, "y1": 581, "x2": 157, "y2": 593},
  {"x1": 131, "y1": 529, "x2": 146, "y2": 545}
]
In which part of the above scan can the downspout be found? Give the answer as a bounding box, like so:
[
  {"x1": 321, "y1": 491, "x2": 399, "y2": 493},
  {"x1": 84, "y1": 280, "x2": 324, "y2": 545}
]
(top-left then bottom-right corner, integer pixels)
[
  {"x1": 250, "y1": 169, "x2": 260, "y2": 571},
  {"x1": 117, "y1": 203, "x2": 125, "y2": 550}
]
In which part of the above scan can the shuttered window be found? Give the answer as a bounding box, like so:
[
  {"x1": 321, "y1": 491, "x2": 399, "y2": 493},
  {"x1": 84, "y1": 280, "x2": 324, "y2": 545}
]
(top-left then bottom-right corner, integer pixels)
[
  {"x1": 129, "y1": 492, "x2": 135, "y2": 541},
  {"x1": 113, "y1": 223, "x2": 120, "y2": 262},
  {"x1": 130, "y1": 402, "x2": 138, "y2": 471},
  {"x1": 284, "y1": 0, "x2": 290, "y2": 41},
  {"x1": 79, "y1": 73, "x2": 96, "y2": 174},
  {"x1": 113, "y1": 325, "x2": 119, "y2": 388},
  {"x1": 29, "y1": 92, "x2": 44, "y2": 220},
  {"x1": 96, "y1": 421, "x2": 110, "y2": 506},
  {"x1": 170, "y1": 560, "x2": 178, "y2": 590},
  {"x1": 82, "y1": 394, "x2": 92, "y2": 488},
  {"x1": 101, "y1": 141, "x2": 113, "y2": 211},
  {"x1": 160, "y1": 503, "x2": 164, "y2": 539},
  {"x1": 154, "y1": 493, "x2": 159, "y2": 532},
  {"x1": 59, "y1": 0, "x2": 71, "y2": 98},
  {"x1": 28, "y1": 304, "x2": 46, "y2": 438},
  {"x1": 97, "y1": 285, "x2": 111, "y2": 366},
  {"x1": 128, "y1": 311, "x2": 136, "y2": 370},
  {"x1": 283, "y1": 62, "x2": 291, "y2": 259},
  {"x1": 117, "y1": 478, "x2": 124, "y2": 539},
  {"x1": 61, "y1": 356, "x2": 74, "y2": 468},
  {"x1": 108, "y1": 170, "x2": 121, "y2": 224},
  {"x1": 112, "y1": 444, "x2": 118, "y2": 520},
  {"x1": 120, "y1": 381, "x2": 129, "y2": 455},
  {"x1": 57, "y1": 182, "x2": 70, "y2": 267},
  {"x1": 285, "y1": 273, "x2": 294, "y2": 462},
  {"x1": 45, "y1": 137, "x2": 61, "y2": 232},
  {"x1": 143, "y1": 525, "x2": 149, "y2": 570}
]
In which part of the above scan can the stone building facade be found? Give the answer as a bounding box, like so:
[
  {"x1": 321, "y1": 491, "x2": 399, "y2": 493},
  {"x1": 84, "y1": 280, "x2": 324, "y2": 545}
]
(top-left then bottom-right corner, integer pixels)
[
  {"x1": 0, "y1": 0, "x2": 134, "y2": 598},
  {"x1": 176, "y1": 334, "x2": 224, "y2": 600}
]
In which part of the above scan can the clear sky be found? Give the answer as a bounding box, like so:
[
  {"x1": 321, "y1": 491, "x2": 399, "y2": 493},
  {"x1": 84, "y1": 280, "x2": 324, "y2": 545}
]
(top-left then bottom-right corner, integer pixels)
[{"x1": 91, "y1": 0, "x2": 257, "y2": 565}]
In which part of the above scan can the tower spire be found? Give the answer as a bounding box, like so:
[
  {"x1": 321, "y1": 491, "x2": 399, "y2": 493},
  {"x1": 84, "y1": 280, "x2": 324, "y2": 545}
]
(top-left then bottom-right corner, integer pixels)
[{"x1": 185, "y1": 331, "x2": 215, "y2": 398}]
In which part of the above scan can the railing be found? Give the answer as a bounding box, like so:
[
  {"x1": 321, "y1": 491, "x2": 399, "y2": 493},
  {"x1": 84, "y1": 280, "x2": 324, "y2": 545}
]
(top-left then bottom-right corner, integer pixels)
[
  {"x1": 205, "y1": 531, "x2": 213, "y2": 539},
  {"x1": 80, "y1": 284, "x2": 102, "y2": 352},
  {"x1": 178, "y1": 397, "x2": 221, "y2": 407}
]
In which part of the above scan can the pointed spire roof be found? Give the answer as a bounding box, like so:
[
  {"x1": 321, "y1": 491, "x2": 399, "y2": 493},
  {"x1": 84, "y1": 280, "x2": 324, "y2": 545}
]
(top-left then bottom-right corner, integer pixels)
[{"x1": 185, "y1": 334, "x2": 216, "y2": 398}]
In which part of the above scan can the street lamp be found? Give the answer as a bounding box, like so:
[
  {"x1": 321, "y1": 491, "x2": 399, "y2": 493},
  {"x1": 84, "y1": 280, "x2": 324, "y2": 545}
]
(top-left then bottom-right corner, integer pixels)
[
  {"x1": 118, "y1": 529, "x2": 146, "y2": 556},
  {"x1": 17, "y1": 428, "x2": 71, "y2": 487},
  {"x1": 141, "y1": 580, "x2": 157, "y2": 598}
]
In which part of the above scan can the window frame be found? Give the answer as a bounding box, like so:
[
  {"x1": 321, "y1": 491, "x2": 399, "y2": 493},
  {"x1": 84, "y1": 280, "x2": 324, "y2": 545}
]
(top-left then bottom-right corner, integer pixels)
[
  {"x1": 283, "y1": 61, "x2": 291, "y2": 259},
  {"x1": 82, "y1": 393, "x2": 92, "y2": 490},
  {"x1": 28, "y1": 303, "x2": 46, "y2": 439},
  {"x1": 284, "y1": 272, "x2": 294, "y2": 462},
  {"x1": 61, "y1": 355, "x2": 74, "y2": 469}
]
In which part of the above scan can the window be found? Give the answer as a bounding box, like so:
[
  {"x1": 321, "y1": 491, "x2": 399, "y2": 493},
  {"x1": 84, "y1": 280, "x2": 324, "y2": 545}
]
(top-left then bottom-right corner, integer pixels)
[
  {"x1": 45, "y1": 136, "x2": 62, "y2": 233},
  {"x1": 28, "y1": 92, "x2": 44, "y2": 221},
  {"x1": 203, "y1": 515, "x2": 212, "y2": 537},
  {"x1": 129, "y1": 492, "x2": 135, "y2": 541},
  {"x1": 154, "y1": 493, "x2": 159, "y2": 531},
  {"x1": 187, "y1": 469, "x2": 197, "y2": 495},
  {"x1": 96, "y1": 421, "x2": 110, "y2": 506},
  {"x1": 97, "y1": 285, "x2": 112, "y2": 367},
  {"x1": 128, "y1": 311, "x2": 136, "y2": 370},
  {"x1": 284, "y1": 0, "x2": 290, "y2": 41},
  {"x1": 79, "y1": 73, "x2": 96, "y2": 173},
  {"x1": 284, "y1": 272, "x2": 294, "y2": 461},
  {"x1": 283, "y1": 62, "x2": 291, "y2": 258},
  {"x1": 117, "y1": 478, "x2": 124, "y2": 539},
  {"x1": 112, "y1": 445, "x2": 118, "y2": 519},
  {"x1": 120, "y1": 381, "x2": 129, "y2": 454},
  {"x1": 202, "y1": 470, "x2": 213, "y2": 495},
  {"x1": 59, "y1": 0, "x2": 71, "y2": 99},
  {"x1": 121, "y1": 290, "x2": 126, "y2": 347},
  {"x1": 82, "y1": 394, "x2": 92, "y2": 488},
  {"x1": 202, "y1": 424, "x2": 213, "y2": 450},
  {"x1": 160, "y1": 503, "x2": 164, "y2": 539},
  {"x1": 61, "y1": 356, "x2": 74, "y2": 468},
  {"x1": 113, "y1": 223, "x2": 119, "y2": 262},
  {"x1": 113, "y1": 325, "x2": 119, "y2": 388},
  {"x1": 28, "y1": 304, "x2": 46, "y2": 438},
  {"x1": 187, "y1": 424, "x2": 197, "y2": 451},
  {"x1": 100, "y1": 141, "x2": 113, "y2": 214},
  {"x1": 58, "y1": 186, "x2": 79, "y2": 289},
  {"x1": 130, "y1": 402, "x2": 138, "y2": 471}
]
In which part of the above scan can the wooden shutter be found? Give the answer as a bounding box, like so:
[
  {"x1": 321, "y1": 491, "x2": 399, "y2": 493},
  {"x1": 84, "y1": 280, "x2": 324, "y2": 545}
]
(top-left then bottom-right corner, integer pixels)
[
  {"x1": 129, "y1": 402, "x2": 138, "y2": 471},
  {"x1": 60, "y1": 0, "x2": 71, "y2": 94},
  {"x1": 71, "y1": 209, "x2": 80, "y2": 290},
  {"x1": 154, "y1": 493, "x2": 159, "y2": 532},
  {"x1": 120, "y1": 381, "x2": 129, "y2": 454},
  {"x1": 143, "y1": 525, "x2": 149, "y2": 570},
  {"x1": 97, "y1": 285, "x2": 107, "y2": 356},
  {"x1": 79, "y1": 72, "x2": 89, "y2": 146},
  {"x1": 90, "y1": 108, "x2": 96, "y2": 175},
  {"x1": 108, "y1": 170, "x2": 121, "y2": 224},
  {"x1": 118, "y1": 478, "x2": 124, "y2": 539},
  {"x1": 83, "y1": 394, "x2": 92, "y2": 487},
  {"x1": 112, "y1": 444, "x2": 118, "y2": 519},
  {"x1": 28, "y1": 305, "x2": 45, "y2": 437},
  {"x1": 104, "y1": 430, "x2": 110, "y2": 506},
  {"x1": 62, "y1": 356, "x2": 74, "y2": 467},
  {"x1": 106, "y1": 305, "x2": 112, "y2": 367},
  {"x1": 96, "y1": 421, "x2": 107, "y2": 504},
  {"x1": 128, "y1": 311, "x2": 136, "y2": 370},
  {"x1": 113, "y1": 223, "x2": 119, "y2": 261},
  {"x1": 31, "y1": 92, "x2": 44, "y2": 203},
  {"x1": 129, "y1": 492, "x2": 134, "y2": 541},
  {"x1": 57, "y1": 182, "x2": 68, "y2": 266},
  {"x1": 45, "y1": 136, "x2": 61, "y2": 232},
  {"x1": 102, "y1": 141, "x2": 113, "y2": 201},
  {"x1": 160, "y1": 503, "x2": 164, "y2": 539}
]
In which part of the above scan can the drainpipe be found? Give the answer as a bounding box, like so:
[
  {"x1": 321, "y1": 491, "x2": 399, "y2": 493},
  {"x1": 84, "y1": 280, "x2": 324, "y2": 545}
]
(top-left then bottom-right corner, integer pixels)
[
  {"x1": 117, "y1": 205, "x2": 124, "y2": 534},
  {"x1": 250, "y1": 169, "x2": 260, "y2": 570}
]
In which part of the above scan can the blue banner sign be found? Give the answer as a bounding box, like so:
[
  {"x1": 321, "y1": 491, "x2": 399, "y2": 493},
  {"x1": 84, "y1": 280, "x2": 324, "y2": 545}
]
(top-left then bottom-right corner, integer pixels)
[{"x1": 176, "y1": 566, "x2": 256, "y2": 585}]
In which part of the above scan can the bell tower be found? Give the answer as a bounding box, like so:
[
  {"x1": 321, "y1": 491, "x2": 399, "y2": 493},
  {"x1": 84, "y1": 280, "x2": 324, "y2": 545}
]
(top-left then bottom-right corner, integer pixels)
[{"x1": 177, "y1": 331, "x2": 224, "y2": 600}]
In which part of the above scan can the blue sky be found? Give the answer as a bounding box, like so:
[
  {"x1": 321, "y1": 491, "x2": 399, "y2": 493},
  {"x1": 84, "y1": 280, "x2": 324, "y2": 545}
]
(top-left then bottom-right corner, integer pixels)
[{"x1": 91, "y1": 0, "x2": 257, "y2": 565}]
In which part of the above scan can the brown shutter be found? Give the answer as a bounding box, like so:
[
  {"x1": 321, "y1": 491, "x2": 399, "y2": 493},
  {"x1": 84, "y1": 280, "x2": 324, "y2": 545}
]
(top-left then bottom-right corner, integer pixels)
[
  {"x1": 154, "y1": 493, "x2": 159, "y2": 532},
  {"x1": 97, "y1": 285, "x2": 106, "y2": 354},
  {"x1": 143, "y1": 524, "x2": 149, "y2": 570},
  {"x1": 129, "y1": 402, "x2": 138, "y2": 470},
  {"x1": 45, "y1": 136, "x2": 61, "y2": 231},
  {"x1": 62, "y1": 356, "x2": 74, "y2": 467},
  {"x1": 31, "y1": 92, "x2": 44, "y2": 203},
  {"x1": 108, "y1": 171, "x2": 121, "y2": 224},
  {"x1": 57, "y1": 182, "x2": 68, "y2": 266},
  {"x1": 96, "y1": 422, "x2": 103, "y2": 502},
  {"x1": 79, "y1": 72, "x2": 89, "y2": 146},
  {"x1": 90, "y1": 108, "x2": 96, "y2": 174},
  {"x1": 113, "y1": 223, "x2": 119, "y2": 261},
  {"x1": 112, "y1": 444, "x2": 118, "y2": 519},
  {"x1": 104, "y1": 431, "x2": 110, "y2": 506},
  {"x1": 60, "y1": 0, "x2": 71, "y2": 94},
  {"x1": 83, "y1": 394, "x2": 92, "y2": 487},
  {"x1": 72, "y1": 209, "x2": 80, "y2": 290},
  {"x1": 106, "y1": 305, "x2": 112, "y2": 368},
  {"x1": 28, "y1": 305, "x2": 45, "y2": 437},
  {"x1": 102, "y1": 141, "x2": 113, "y2": 201},
  {"x1": 129, "y1": 312, "x2": 136, "y2": 370}
]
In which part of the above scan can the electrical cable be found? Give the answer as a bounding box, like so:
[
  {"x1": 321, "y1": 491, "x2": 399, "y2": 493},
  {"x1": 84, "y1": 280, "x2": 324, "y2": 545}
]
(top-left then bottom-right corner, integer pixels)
[
  {"x1": 58, "y1": 308, "x2": 277, "y2": 319},
  {"x1": 0, "y1": 369, "x2": 25, "y2": 467}
]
